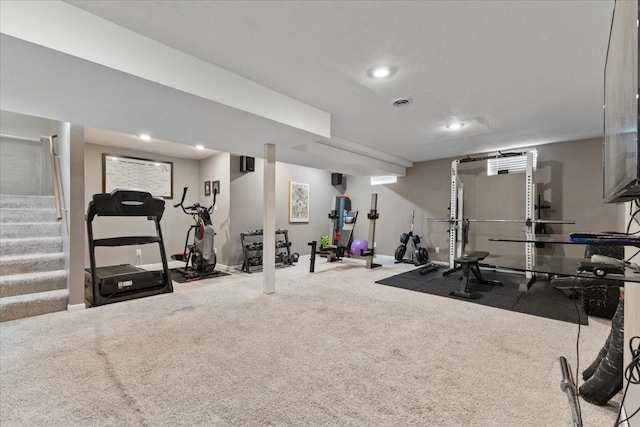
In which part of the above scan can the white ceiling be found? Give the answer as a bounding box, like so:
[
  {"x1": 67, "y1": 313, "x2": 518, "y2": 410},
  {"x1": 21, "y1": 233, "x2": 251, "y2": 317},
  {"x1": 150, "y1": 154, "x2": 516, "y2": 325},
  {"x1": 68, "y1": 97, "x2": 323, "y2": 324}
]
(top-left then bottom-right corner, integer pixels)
[{"x1": 0, "y1": 1, "x2": 614, "y2": 174}]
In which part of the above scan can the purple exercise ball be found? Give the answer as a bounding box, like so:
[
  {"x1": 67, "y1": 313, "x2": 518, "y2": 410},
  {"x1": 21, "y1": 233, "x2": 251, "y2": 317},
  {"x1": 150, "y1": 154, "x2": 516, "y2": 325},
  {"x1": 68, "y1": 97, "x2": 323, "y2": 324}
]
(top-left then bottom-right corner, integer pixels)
[{"x1": 350, "y1": 238, "x2": 369, "y2": 256}]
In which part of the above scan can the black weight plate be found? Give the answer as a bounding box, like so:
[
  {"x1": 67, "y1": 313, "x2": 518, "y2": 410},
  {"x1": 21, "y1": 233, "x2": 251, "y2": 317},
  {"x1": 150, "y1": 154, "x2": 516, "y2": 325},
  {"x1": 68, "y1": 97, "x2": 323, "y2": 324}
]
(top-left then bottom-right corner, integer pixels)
[
  {"x1": 415, "y1": 247, "x2": 429, "y2": 264},
  {"x1": 395, "y1": 245, "x2": 406, "y2": 261},
  {"x1": 400, "y1": 233, "x2": 410, "y2": 244}
]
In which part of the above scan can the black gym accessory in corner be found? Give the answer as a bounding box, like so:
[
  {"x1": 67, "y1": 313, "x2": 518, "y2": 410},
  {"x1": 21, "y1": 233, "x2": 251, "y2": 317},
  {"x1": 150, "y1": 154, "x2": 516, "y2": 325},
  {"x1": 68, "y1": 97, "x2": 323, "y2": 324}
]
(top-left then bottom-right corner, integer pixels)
[
  {"x1": 85, "y1": 189, "x2": 172, "y2": 307},
  {"x1": 579, "y1": 297, "x2": 625, "y2": 406}
]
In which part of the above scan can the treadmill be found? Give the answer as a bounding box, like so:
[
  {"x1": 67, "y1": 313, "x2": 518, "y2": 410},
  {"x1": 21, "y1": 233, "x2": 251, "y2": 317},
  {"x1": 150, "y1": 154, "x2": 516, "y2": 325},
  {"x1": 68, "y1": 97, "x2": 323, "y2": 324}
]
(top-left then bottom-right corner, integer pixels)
[{"x1": 85, "y1": 189, "x2": 173, "y2": 307}]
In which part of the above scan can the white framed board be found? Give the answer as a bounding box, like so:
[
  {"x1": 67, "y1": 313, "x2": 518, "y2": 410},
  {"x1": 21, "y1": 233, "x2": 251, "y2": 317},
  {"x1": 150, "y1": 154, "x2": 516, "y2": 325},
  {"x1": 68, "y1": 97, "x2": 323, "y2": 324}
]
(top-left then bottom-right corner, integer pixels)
[{"x1": 102, "y1": 154, "x2": 173, "y2": 199}]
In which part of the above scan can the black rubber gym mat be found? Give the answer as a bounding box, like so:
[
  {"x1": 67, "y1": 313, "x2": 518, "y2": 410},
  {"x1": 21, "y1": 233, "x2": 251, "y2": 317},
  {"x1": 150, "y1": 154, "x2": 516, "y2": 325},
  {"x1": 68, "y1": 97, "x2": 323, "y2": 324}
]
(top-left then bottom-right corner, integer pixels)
[{"x1": 376, "y1": 268, "x2": 588, "y2": 325}]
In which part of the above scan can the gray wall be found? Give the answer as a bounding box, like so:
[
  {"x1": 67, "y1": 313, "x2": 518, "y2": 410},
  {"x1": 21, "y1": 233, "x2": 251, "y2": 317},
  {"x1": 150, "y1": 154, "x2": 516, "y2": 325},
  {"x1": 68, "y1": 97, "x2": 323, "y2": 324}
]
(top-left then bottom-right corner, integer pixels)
[
  {"x1": 346, "y1": 138, "x2": 623, "y2": 262},
  {"x1": 0, "y1": 111, "x2": 54, "y2": 195},
  {"x1": 229, "y1": 154, "x2": 342, "y2": 266},
  {"x1": 199, "y1": 153, "x2": 231, "y2": 266},
  {"x1": 84, "y1": 143, "x2": 201, "y2": 267}
]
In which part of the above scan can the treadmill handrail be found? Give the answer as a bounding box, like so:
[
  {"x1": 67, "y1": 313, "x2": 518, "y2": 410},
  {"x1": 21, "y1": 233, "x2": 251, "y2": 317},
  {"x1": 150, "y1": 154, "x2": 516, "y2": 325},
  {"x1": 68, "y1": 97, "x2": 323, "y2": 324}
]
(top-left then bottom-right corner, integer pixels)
[
  {"x1": 93, "y1": 236, "x2": 162, "y2": 247},
  {"x1": 87, "y1": 189, "x2": 165, "y2": 222}
]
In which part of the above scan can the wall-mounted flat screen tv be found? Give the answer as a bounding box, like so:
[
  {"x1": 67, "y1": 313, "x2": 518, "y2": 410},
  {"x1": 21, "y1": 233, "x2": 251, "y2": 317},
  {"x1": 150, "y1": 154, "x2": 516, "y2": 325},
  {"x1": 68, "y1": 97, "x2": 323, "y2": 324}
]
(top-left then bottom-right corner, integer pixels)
[{"x1": 603, "y1": 0, "x2": 639, "y2": 203}]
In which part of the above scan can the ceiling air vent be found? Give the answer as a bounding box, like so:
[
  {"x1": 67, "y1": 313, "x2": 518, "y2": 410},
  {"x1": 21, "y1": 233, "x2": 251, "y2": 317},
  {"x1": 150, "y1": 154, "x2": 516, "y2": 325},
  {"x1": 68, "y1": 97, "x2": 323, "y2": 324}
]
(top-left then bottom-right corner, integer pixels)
[{"x1": 392, "y1": 98, "x2": 412, "y2": 107}]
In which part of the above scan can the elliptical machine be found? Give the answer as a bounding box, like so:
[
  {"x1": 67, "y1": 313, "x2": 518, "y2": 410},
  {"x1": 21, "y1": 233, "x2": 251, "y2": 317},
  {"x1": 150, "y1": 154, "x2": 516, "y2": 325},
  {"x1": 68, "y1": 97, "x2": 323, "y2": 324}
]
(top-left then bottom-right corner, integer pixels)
[{"x1": 173, "y1": 186, "x2": 217, "y2": 277}]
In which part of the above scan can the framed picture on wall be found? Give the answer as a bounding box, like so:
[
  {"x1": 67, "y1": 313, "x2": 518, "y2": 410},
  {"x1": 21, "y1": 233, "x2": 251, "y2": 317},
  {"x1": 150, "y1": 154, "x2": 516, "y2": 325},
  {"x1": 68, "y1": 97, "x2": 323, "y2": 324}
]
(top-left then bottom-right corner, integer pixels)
[
  {"x1": 289, "y1": 181, "x2": 310, "y2": 223},
  {"x1": 204, "y1": 181, "x2": 211, "y2": 196},
  {"x1": 212, "y1": 180, "x2": 220, "y2": 195}
]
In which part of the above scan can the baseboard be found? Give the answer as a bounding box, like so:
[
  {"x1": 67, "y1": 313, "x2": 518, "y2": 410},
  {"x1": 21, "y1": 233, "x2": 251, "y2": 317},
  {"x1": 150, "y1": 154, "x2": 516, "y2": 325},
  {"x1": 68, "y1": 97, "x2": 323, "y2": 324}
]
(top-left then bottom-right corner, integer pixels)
[
  {"x1": 67, "y1": 302, "x2": 86, "y2": 311},
  {"x1": 215, "y1": 263, "x2": 234, "y2": 272}
]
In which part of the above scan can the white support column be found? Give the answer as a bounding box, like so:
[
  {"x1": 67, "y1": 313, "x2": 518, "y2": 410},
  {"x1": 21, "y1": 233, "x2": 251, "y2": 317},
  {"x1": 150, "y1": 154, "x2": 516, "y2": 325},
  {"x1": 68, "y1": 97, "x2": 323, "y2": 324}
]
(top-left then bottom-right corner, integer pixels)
[
  {"x1": 523, "y1": 151, "x2": 535, "y2": 290},
  {"x1": 263, "y1": 143, "x2": 276, "y2": 294},
  {"x1": 449, "y1": 160, "x2": 460, "y2": 269}
]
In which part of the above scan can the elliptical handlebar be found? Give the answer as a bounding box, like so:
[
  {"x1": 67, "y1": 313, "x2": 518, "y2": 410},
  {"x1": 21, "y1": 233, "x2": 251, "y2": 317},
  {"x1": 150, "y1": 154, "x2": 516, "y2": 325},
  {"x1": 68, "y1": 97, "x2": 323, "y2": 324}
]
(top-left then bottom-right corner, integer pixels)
[
  {"x1": 174, "y1": 187, "x2": 188, "y2": 209},
  {"x1": 174, "y1": 186, "x2": 218, "y2": 215},
  {"x1": 208, "y1": 188, "x2": 218, "y2": 213},
  {"x1": 174, "y1": 186, "x2": 200, "y2": 214}
]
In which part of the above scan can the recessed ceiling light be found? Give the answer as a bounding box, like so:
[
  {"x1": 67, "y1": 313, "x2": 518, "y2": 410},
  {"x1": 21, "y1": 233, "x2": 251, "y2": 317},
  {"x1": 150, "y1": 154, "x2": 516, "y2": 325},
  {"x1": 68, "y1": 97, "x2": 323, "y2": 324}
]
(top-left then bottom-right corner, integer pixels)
[
  {"x1": 372, "y1": 67, "x2": 391, "y2": 78},
  {"x1": 196, "y1": 144, "x2": 205, "y2": 150},
  {"x1": 446, "y1": 122, "x2": 465, "y2": 130},
  {"x1": 139, "y1": 134, "x2": 151, "y2": 141},
  {"x1": 368, "y1": 66, "x2": 395, "y2": 79}
]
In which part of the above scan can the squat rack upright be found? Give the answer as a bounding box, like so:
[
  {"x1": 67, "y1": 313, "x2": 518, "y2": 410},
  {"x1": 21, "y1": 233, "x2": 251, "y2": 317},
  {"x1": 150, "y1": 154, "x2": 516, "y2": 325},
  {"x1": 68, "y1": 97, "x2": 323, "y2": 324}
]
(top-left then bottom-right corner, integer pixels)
[{"x1": 432, "y1": 151, "x2": 573, "y2": 291}]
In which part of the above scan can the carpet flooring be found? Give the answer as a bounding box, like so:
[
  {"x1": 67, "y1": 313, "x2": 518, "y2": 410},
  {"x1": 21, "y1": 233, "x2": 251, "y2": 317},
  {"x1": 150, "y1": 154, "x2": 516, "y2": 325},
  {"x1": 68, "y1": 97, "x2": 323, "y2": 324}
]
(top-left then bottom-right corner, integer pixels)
[
  {"x1": 376, "y1": 266, "x2": 589, "y2": 325},
  {"x1": 171, "y1": 269, "x2": 230, "y2": 283},
  {"x1": 0, "y1": 256, "x2": 619, "y2": 426}
]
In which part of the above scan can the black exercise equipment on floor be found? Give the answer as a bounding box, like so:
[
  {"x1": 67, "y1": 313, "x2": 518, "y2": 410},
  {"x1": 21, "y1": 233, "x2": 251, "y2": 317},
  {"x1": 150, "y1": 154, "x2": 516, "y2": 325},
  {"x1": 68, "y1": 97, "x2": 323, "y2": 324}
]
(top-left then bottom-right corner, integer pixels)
[
  {"x1": 394, "y1": 210, "x2": 429, "y2": 266},
  {"x1": 85, "y1": 189, "x2": 172, "y2": 307},
  {"x1": 240, "y1": 228, "x2": 296, "y2": 273},
  {"x1": 172, "y1": 186, "x2": 218, "y2": 279},
  {"x1": 449, "y1": 251, "x2": 502, "y2": 299},
  {"x1": 324, "y1": 193, "x2": 381, "y2": 269},
  {"x1": 376, "y1": 268, "x2": 587, "y2": 324},
  {"x1": 326, "y1": 211, "x2": 358, "y2": 261},
  {"x1": 328, "y1": 195, "x2": 352, "y2": 246},
  {"x1": 550, "y1": 243, "x2": 623, "y2": 319},
  {"x1": 578, "y1": 297, "x2": 625, "y2": 406}
]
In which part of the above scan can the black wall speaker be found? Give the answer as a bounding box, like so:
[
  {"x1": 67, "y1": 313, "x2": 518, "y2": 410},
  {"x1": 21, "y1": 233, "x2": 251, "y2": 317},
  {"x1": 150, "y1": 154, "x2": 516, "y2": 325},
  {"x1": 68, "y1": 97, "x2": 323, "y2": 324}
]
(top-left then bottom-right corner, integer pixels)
[
  {"x1": 240, "y1": 156, "x2": 255, "y2": 172},
  {"x1": 331, "y1": 173, "x2": 343, "y2": 185}
]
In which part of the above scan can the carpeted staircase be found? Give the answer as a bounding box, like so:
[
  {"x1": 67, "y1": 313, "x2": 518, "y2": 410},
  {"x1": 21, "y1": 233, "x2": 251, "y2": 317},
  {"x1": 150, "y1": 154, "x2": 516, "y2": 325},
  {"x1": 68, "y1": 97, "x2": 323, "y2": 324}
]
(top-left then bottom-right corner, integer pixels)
[{"x1": 0, "y1": 195, "x2": 68, "y2": 322}]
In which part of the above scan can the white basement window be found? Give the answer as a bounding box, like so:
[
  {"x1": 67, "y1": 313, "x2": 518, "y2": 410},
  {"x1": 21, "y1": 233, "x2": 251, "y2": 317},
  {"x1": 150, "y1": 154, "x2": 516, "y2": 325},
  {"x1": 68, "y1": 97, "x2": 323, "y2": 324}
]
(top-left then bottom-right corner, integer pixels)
[
  {"x1": 371, "y1": 176, "x2": 398, "y2": 185},
  {"x1": 487, "y1": 150, "x2": 537, "y2": 176}
]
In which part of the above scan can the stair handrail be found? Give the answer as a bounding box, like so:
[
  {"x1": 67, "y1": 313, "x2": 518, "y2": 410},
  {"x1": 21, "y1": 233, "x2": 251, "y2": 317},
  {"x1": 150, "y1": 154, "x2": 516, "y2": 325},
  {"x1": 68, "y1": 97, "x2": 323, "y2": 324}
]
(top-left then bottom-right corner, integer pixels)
[{"x1": 43, "y1": 134, "x2": 63, "y2": 221}]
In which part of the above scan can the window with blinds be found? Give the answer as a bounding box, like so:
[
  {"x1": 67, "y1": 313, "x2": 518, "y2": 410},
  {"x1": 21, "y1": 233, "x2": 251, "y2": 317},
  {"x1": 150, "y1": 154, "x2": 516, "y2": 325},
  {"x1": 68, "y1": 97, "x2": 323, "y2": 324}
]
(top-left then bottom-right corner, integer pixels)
[
  {"x1": 370, "y1": 176, "x2": 398, "y2": 185},
  {"x1": 487, "y1": 150, "x2": 537, "y2": 176}
]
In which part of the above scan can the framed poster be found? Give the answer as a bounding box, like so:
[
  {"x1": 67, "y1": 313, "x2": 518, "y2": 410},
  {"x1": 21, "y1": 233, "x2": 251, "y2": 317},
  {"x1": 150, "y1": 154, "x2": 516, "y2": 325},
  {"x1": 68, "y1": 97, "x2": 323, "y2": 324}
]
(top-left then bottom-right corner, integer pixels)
[
  {"x1": 212, "y1": 180, "x2": 220, "y2": 195},
  {"x1": 204, "y1": 181, "x2": 211, "y2": 196},
  {"x1": 289, "y1": 181, "x2": 310, "y2": 223},
  {"x1": 102, "y1": 154, "x2": 173, "y2": 198}
]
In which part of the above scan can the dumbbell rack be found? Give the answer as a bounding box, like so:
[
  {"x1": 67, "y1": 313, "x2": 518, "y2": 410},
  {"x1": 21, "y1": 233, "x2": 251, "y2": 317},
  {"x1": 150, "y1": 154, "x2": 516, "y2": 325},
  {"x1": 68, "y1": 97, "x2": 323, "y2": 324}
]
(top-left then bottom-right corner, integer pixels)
[{"x1": 240, "y1": 229, "x2": 292, "y2": 273}]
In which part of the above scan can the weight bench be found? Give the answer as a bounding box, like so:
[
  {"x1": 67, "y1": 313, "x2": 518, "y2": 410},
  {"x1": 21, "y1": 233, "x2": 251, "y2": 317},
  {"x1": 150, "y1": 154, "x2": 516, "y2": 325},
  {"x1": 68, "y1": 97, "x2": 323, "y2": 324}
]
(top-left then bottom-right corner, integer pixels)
[{"x1": 449, "y1": 251, "x2": 502, "y2": 299}]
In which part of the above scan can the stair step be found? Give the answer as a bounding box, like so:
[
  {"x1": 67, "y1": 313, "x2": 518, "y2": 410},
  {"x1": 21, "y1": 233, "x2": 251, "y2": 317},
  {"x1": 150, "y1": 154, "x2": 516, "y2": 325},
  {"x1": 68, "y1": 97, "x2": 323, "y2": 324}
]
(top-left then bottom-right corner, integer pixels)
[
  {"x1": 0, "y1": 195, "x2": 56, "y2": 209},
  {"x1": 0, "y1": 270, "x2": 67, "y2": 298},
  {"x1": 0, "y1": 253, "x2": 65, "y2": 275},
  {"x1": 0, "y1": 222, "x2": 61, "y2": 238},
  {"x1": 0, "y1": 236, "x2": 63, "y2": 256},
  {"x1": 0, "y1": 289, "x2": 69, "y2": 322},
  {"x1": 0, "y1": 208, "x2": 58, "y2": 223}
]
